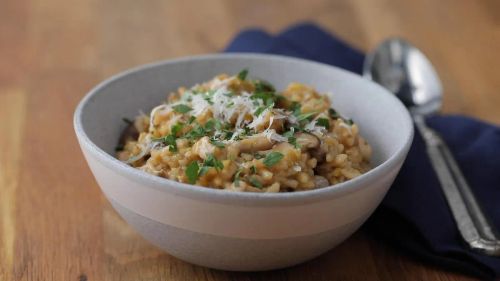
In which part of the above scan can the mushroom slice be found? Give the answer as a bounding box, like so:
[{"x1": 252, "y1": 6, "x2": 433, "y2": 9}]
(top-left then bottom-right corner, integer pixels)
[
  {"x1": 192, "y1": 136, "x2": 216, "y2": 160},
  {"x1": 296, "y1": 132, "x2": 319, "y2": 150},
  {"x1": 237, "y1": 136, "x2": 274, "y2": 153},
  {"x1": 314, "y1": 175, "x2": 330, "y2": 188}
]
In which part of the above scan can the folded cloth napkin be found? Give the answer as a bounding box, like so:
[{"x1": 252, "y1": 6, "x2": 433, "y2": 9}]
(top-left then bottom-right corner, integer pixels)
[{"x1": 225, "y1": 23, "x2": 500, "y2": 280}]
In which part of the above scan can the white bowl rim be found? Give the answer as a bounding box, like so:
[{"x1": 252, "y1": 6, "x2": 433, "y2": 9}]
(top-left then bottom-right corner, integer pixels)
[{"x1": 74, "y1": 53, "x2": 414, "y2": 206}]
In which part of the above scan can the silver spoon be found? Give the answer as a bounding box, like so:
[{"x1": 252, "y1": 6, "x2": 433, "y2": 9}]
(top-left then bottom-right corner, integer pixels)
[{"x1": 363, "y1": 38, "x2": 500, "y2": 256}]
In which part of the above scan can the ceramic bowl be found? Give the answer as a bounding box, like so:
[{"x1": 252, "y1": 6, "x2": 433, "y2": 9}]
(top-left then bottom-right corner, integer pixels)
[{"x1": 74, "y1": 54, "x2": 414, "y2": 271}]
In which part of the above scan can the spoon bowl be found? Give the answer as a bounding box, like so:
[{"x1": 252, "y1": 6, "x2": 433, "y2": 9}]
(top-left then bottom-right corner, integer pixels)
[{"x1": 363, "y1": 38, "x2": 443, "y2": 116}]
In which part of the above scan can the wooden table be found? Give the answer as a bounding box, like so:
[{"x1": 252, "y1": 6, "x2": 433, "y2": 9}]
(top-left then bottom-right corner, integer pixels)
[{"x1": 1, "y1": 0, "x2": 499, "y2": 280}]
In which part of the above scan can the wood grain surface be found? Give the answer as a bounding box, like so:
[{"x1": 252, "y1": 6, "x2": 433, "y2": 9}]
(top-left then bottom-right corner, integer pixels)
[{"x1": 1, "y1": 0, "x2": 499, "y2": 280}]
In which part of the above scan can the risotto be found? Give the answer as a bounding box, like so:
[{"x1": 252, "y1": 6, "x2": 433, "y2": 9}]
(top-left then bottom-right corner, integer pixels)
[{"x1": 117, "y1": 70, "x2": 372, "y2": 192}]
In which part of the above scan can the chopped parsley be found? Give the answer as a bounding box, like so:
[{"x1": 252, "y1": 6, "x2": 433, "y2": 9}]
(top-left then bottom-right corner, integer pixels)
[
  {"x1": 288, "y1": 136, "x2": 298, "y2": 148},
  {"x1": 203, "y1": 96, "x2": 214, "y2": 105},
  {"x1": 254, "y1": 106, "x2": 266, "y2": 117},
  {"x1": 186, "y1": 155, "x2": 224, "y2": 184},
  {"x1": 327, "y1": 108, "x2": 353, "y2": 125},
  {"x1": 204, "y1": 119, "x2": 216, "y2": 130},
  {"x1": 122, "y1": 117, "x2": 133, "y2": 125},
  {"x1": 152, "y1": 134, "x2": 177, "y2": 152},
  {"x1": 282, "y1": 129, "x2": 294, "y2": 138},
  {"x1": 173, "y1": 104, "x2": 192, "y2": 114},
  {"x1": 328, "y1": 108, "x2": 341, "y2": 119},
  {"x1": 185, "y1": 161, "x2": 199, "y2": 184},
  {"x1": 204, "y1": 154, "x2": 224, "y2": 171},
  {"x1": 198, "y1": 166, "x2": 211, "y2": 177},
  {"x1": 222, "y1": 129, "x2": 234, "y2": 140},
  {"x1": 263, "y1": 152, "x2": 284, "y2": 167},
  {"x1": 254, "y1": 153, "x2": 265, "y2": 159},
  {"x1": 171, "y1": 123, "x2": 184, "y2": 136},
  {"x1": 283, "y1": 129, "x2": 299, "y2": 147},
  {"x1": 203, "y1": 119, "x2": 223, "y2": 132},
  {"x1": 184, "y1": 118, "x2": 226, "y2": 140},
  {"x1": 297, "y1": 112, "x2": 317, "y2": 122},
  {"x1": 199, "y1": 90, "x2": 216, "y2": 105},
  {"x1": 185, "y1": 125, "x2": 208, "y2": 139},
  {"x1": 316, "y1": 118, "x2": 330, "y2": 129},
  {"x1": 249, "y1": 177, "x2": 263, "y2": 188},
  {"x1": 290, "y1": 102, "x2": 301, "y2": 116},
  {"x1": 237, "y1": 69, "x2": 249, "y2": 80},
  {"x1": 250, "y1": 165, "x2": 257, "y2": 174},
  {"x1": 188, "y1": 116, "x2": 196, "y2": 124},
  {"x1": 251, "y1": 91, "x2": 277, "y2": 106},
  {"x1": 233, "y1": 169, "x2": 242, "y2": 187},
  {"x1": 241, "y1": 127, "x2": 253, "y2": 137},
  {"x1": 254, "y1": 80, "x2": 275, "y2": 92},
  {"x1": 210, "y1": 138, "x2": 225, "y2": 148}
]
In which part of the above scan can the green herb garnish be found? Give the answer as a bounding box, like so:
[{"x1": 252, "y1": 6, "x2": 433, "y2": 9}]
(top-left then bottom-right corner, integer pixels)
[
  {"x1": 153, "y1": 134, "x2": 177, "y2": 152},
  {"x1": 254, "y1": 153, "x2": 265, "y2": 159},
  {"x1": 173, "y1": 104, "x2": 192, "y2": 114},
  {"x1": 198, "y1": 166, "x2": 211, "y2": 177},
  {"x1": 188, "y1": 116, "x2": 196, "y2": 124},
  {"x1": 249, "y1": 177, "x2": 263, "y2": 188},
  {"x1": 289, "y1": 136, "x2": 299, "y2": 148},
  {"x1": 189, "y1": 154, "x2": 225, "y2": 178},
  {"x1": 240, "y1": 127, "x2": 253, "y2": 137},
  {"x1": 122, "y1": 117, "x2": 133, "y2": 125},
  {"x1": 282, "y1": 129, "x2": 298, "y2": 148},
  {"x1": 250, "y1": 92, "x2": 277, "y2": 106},
  {"x1": 223, "y1": 130, "x2": 234, "y2": 140},
  {"x1": 237, "y1": 69, "x2": 249, "y2": 80},
  {"x1": 204, "y1": 96, "x2": 214, "y2": 105},
  {"x1": 254, "y1": 106, "x2": 266, "y2": 117},
  {"x1": 316, "y1": 118, "x2": 330, "y2": 129},
  {"x1": 185, "y1": 161, "x2": 199, "y2": 184},
  {"x1": 204, "y1": 154, "x2": 224, "y2": 171},
  {"x1": 290, "y1": 102, "x2": 301, "y2": 116},
  {"x1": 250, "y1": 165, "x2": 257, "y2": 174},
  {"x1": 204, "y1": 119, "x2": 216, "y2": 130},
  {"x1": 297, "y1": 112, "x2": 317, "y2": 122},
  {"x1": 282, "y1": 129, "x2": 294, "y2": 138},
  {"x1": 185, "y1": 125, "x2": 207, "y2": 139},
  {"x1": 254, "y1": 80, "x2": 275, "y2": 92},
  {"x1": 210, "y1": 138, "x2": 225, "y2": 148},
  {"x1": 203, "y1": 119, "x2": 223, "y2": 132},
  {"x1": 171, "y1": 123, "x2": 184, "y2": 136},
  {"x1": 328, "y1": 108, "x2": 341, "y2": 119},
  {"x1": 263, "y1": 152, "x2": 284, "y2": 167},
  {"x1": 345, "y1": 119, "x2": 354, "y2": 125},
  {"x1": 233, "y1": 169, "x2": 242, "y2": 187}
]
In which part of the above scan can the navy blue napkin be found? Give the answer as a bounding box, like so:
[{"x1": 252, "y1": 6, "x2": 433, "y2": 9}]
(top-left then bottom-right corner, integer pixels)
[{"x1": 225, "y1": 23, "x2": 500, "y2": 280}]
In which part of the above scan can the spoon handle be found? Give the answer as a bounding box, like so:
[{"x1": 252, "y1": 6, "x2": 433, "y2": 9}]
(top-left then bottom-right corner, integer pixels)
[{"x1": 413, "y1": 115, "x2": 500, "y2": 256}]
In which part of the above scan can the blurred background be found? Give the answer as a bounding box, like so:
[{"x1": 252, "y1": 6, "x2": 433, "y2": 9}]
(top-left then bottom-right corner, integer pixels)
[
  {"x1": 3, "y1": 0, "x2": 499, "y2": 122},
  {"x1": 0, "y1": 0, "x2": 499, "y2": 280}
]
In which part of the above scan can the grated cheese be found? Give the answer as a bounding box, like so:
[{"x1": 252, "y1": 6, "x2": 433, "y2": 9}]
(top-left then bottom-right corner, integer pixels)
[
  {"x1": 125, "y1": 135, "x2": 162, "y2": 164},
  {"x1": 190, "y1": 93, "x2": 211, "y2": 116},
  {"x1": 149, "y1": 104, "x2": 171, "y2": 132},
  {"x1": 262, "y1": 128, "x2": 288, "y2": 142},
  {"x1": 146, "y1": 73, "x2": 327, "y2": 145}
]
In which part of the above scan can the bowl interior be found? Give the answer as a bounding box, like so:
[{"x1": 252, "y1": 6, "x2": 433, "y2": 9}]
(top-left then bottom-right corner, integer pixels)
[{"x1": 77, "y1": 54, "x2": 411, "y2": 176}]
